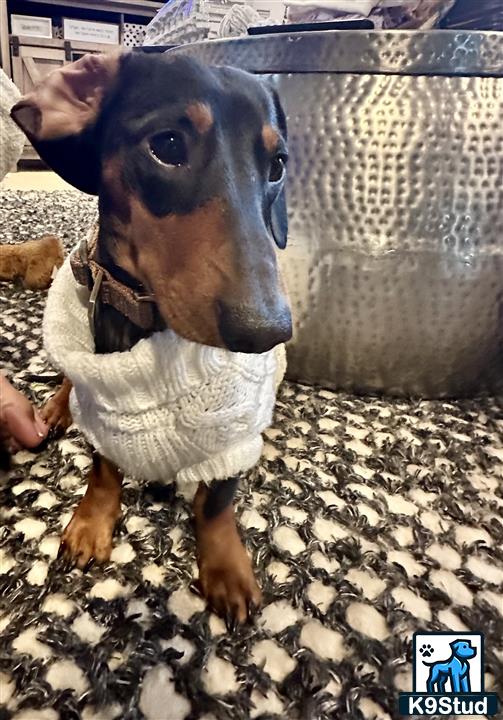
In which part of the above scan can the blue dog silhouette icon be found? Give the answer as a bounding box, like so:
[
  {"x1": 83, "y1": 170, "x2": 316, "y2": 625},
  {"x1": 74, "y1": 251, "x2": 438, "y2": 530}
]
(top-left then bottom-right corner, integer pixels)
[{"x1": 423, "y1": 639, "x2": 477, "y2": 693}]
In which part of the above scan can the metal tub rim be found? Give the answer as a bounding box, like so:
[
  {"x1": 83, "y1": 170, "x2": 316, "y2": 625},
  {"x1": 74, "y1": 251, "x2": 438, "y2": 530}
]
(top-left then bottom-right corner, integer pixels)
[{"x1": 167, "y1": 29, "x2": 503, "y2": 78}]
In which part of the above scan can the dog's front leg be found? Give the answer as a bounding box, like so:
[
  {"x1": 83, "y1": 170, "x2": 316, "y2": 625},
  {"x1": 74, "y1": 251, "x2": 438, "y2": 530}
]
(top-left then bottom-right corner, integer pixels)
[
  {"x1": 59, "y1": 453, "x2": 122, "y2": 570},
  {"x1": 193, "y1": 478, "x2": 262, "y2": 628}
]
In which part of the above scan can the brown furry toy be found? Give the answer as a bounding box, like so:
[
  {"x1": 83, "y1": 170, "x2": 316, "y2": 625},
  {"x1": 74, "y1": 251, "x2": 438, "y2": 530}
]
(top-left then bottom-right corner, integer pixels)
[{"x1": 0, "y1": 235, "x2": 65, "y2": 290}]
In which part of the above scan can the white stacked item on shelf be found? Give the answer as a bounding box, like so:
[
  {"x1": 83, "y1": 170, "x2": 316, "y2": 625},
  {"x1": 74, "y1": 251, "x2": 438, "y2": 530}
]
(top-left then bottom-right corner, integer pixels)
[
  {"x1": 144, "y1": 0, "x2": 211, "y2": 46},
  {"x1": 143, "y1": 0, "x2": 285, "y2": 45},
  {"x1": 208, "y1": 0, "x2": 257, "y2": 38}
]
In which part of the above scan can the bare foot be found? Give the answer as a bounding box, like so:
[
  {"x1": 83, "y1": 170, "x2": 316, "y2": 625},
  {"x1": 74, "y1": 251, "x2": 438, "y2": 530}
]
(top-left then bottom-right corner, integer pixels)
[{"x1": 0, "y1": 373, "x2": 48, "y2": 451}]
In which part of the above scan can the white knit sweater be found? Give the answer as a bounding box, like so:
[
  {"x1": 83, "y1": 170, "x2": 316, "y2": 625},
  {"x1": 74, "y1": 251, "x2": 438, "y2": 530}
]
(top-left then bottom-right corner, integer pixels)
[
  {"x1": 44, "y1": 255, "x2": 286, "y2": 499},
  {"x1": 0, "y1": 69, "x2": 24, "y2": 182}
]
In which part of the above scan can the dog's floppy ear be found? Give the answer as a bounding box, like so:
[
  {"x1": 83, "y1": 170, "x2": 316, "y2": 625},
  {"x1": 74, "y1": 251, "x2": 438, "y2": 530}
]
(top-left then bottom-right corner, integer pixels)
[
  {"x1": 10, "y1": 52, "x2": 123, "y2": 194},
  {"x1": 269, "y1": 86, "x2": 288, "y2": 250}
]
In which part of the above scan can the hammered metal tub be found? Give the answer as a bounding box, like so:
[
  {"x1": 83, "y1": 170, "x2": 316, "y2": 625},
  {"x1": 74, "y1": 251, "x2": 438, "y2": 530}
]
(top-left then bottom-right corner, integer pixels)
[{"x1": 169, "y1": 31, "x2": 503, "y2": 397}]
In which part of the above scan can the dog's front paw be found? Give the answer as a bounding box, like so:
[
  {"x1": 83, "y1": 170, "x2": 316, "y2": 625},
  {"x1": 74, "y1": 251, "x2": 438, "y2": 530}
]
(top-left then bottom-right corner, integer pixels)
[
  {"x1": 41, "y1": 380, "x2": 73, "y2": 437},
  {"x1": 42, "y1": 398, "x2": 72, "y2": 433},
  {"x1": 196, "y1": 533, "x2": 262, "y2": 629},
  {"x1": 58, "y1": 500, "x2": 120, "y2": 571}
]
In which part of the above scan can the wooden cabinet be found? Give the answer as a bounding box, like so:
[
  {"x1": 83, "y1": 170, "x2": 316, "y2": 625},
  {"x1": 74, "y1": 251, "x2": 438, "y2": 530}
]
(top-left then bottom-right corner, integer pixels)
[{"x1": 11, "y1": 42, "x2": 66, "y2": 95}]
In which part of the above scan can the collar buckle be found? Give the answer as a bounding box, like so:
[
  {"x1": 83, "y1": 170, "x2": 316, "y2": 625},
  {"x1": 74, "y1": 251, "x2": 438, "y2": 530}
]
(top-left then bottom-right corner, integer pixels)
[{"x1": 88, "y1": 268, "x2": 104, "y2": 337}]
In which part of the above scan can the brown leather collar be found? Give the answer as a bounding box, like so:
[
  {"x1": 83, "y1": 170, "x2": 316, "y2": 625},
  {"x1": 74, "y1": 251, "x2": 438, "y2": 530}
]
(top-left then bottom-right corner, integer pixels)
[{"x1": 70, "y1": 224, "x2": 159, "y2": 334}]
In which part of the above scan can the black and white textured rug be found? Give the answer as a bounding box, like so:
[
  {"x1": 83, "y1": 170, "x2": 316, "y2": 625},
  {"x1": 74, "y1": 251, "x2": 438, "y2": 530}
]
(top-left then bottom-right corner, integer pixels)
[{"x1": 1, "y1": 190, "x2": 502, "y2": 720}]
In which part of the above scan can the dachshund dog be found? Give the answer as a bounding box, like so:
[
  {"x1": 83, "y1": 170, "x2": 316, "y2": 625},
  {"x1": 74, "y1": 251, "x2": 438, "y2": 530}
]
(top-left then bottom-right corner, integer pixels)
[{"x1": 11, "y1": 51, "x2": 291, "y2": 627}]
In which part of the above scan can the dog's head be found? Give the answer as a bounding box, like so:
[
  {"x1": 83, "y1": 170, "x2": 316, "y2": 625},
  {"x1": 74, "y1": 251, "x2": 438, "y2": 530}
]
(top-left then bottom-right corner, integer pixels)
[
  {"x1": 450, "y1": 640, "x2": 476, "y2": 659},
  {"x1": 11, "y1": 52, "x2": 291, "y2": 353}
]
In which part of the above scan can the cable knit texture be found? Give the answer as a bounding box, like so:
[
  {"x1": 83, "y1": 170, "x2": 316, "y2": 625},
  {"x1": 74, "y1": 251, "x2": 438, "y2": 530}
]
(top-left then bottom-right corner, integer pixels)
[
  {"x1": 44, "y1": 255, "x2": 286, "y2": 499},
  {"x1": 0, "y1": 69, "x2": 24, "y2": 181}
]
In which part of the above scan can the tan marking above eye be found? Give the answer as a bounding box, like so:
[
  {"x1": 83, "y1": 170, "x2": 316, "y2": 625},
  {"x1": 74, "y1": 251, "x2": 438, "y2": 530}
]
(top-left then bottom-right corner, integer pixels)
[
  {"x1": 186, "y1": 102, "x2": 214, "y2": 135},
  {"x1": 262, "y1": 124, "x2": 280, "y2": 154}
]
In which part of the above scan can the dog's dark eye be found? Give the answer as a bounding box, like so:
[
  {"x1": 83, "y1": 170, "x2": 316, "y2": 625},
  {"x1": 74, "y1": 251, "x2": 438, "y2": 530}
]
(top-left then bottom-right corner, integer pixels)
[
  {"x1": 269, "y1": 154, "x2": 287, "y2": 183},
  {"x1": 149, "y1": 131, "x2": 187, "y2": 167}
]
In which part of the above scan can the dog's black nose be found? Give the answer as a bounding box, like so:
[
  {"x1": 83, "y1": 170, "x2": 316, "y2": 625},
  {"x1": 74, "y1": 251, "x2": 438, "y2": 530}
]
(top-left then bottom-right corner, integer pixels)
[{"x1": 218, "y1": 302, "x2": 292, "y2": 354}]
